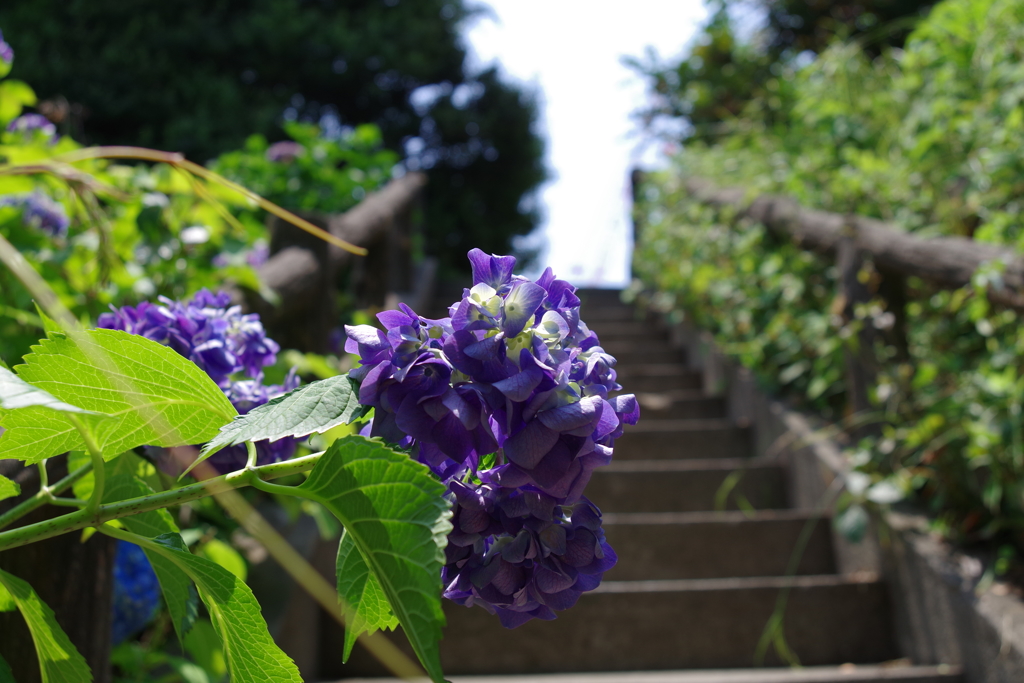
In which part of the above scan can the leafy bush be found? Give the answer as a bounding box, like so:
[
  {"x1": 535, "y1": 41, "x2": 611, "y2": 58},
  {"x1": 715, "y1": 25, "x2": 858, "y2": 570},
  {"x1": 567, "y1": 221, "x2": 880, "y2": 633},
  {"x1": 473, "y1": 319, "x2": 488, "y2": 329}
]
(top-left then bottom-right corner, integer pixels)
[
  {"x1": 0, "y1": 46, "x2": 393, "y2": 364},
  {"x1": 210, "y1": 121, "x2": 397, "y2": 215},
  {"x1": 633, "y1": 0, "x2": 1024, "y2": 544}
]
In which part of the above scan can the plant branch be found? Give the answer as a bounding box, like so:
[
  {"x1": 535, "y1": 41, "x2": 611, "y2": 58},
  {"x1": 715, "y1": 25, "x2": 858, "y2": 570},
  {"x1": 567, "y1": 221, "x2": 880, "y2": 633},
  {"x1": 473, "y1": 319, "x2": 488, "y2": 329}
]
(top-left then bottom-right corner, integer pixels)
[
  {"x1": 0, "y1": 462, "x2": 92, "y2": 531},
  {"x1": 0, "y1": 453, "x2": 322, "y2": 551},
  {"x1": 50, "y1": 146, "x2": 368, "y2": 256}
]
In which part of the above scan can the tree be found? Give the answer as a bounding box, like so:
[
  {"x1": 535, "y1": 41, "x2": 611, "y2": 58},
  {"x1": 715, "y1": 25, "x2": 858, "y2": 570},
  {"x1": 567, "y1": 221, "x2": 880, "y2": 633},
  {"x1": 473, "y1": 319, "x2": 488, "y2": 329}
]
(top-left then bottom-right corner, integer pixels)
[
  {"x1": 627, "y1": 0, "x2": 937, "y2": 144},
  {"x1": 0, "y1": 0, "x2": 546, "y2": 276}
]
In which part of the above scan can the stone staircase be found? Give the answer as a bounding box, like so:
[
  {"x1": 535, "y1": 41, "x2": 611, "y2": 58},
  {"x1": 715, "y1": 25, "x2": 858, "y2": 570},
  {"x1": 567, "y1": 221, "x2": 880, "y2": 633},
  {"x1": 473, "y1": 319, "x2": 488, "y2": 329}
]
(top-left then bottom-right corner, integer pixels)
[{"x1": 330, "y1": 290, "x2": 961, "y2": 682}]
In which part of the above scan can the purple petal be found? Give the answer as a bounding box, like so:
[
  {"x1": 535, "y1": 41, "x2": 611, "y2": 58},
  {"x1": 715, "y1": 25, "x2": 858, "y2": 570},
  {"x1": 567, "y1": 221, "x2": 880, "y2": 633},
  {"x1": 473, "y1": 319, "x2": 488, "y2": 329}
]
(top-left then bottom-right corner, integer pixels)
[
  {"x1": 502, "y1": 281, "x2": 546, "y2": 337},
  {"x1": 537, "y1": 396, "x2": 603, "y2": 433},
  {"x1": 503, "y1": 420, "x2": 559, "y2": 469},
  {"x1": 468, "y1": 248, "x2": 517, "y2": 289}
]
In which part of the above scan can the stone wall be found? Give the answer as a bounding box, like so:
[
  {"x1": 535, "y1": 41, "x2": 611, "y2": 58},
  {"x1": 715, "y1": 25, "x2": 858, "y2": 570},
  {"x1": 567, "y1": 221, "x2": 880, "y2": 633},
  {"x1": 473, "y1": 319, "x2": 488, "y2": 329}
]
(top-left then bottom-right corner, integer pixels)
[{"x1": 654, "y1": 311, "x2": 1024, "y2": 683}]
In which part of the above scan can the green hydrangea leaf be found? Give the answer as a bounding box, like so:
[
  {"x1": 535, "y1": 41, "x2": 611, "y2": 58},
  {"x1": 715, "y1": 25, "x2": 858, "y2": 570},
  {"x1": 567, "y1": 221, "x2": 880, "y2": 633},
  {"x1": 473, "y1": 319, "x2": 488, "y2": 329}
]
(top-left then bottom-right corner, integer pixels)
[
  {"x1": 0, "y1": 568, "x2": 92, "y2": 683},
  {"x1": 145, "y1": 533, "x2": 301, "y2": 683},
  {"x1": 103, "y1": 474, "x2": 198, "y2": 646},
  {"x1": 196, "y1": 374, "x2": 365, "y2": 470},
  {"x1": 0, "y1": 652, "x2": 14, "y2": 683},
  {"x1": 0, "y1": 474, "x2": 18, "y2": 504},
  {"x1": 298, "y1": 436, "x2": 451, "y2": 682},
  {"x1": 0, "y1": 364, "x2": 100, "y2": 414},
  {"x1": 336, "y1": 530, "x2": 399, "y2": 661},
  {"x1": 0, "y1": 329, "x2": 236, "y2": 463}
]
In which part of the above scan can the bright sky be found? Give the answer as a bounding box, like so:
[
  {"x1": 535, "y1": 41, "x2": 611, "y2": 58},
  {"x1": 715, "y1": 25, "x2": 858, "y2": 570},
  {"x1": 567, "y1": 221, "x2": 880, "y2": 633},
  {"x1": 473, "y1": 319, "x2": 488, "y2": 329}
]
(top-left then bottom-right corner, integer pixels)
[{"x1": 465, "y1": 1, "x2": 708, "y2": 287}]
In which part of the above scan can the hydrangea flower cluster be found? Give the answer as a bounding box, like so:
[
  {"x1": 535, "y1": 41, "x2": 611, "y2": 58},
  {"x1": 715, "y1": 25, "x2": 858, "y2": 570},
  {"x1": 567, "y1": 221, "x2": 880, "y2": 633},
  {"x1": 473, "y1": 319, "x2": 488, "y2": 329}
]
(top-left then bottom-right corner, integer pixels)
[
  {"x1": 6, "y1": 113, "x2": 57, "y2": 142},
  {"x1": 0, "y1": 192, "x2": 70, "y2": 237},
  {"x1": 111, "y1": 540, "x2": 161, "y2": 644},
  {"x1": 345, "y1": 249, "x2": 639, "y2": 628},
  {"x1": 97, "y1": 289, "x2": 299, "y2": 470}
]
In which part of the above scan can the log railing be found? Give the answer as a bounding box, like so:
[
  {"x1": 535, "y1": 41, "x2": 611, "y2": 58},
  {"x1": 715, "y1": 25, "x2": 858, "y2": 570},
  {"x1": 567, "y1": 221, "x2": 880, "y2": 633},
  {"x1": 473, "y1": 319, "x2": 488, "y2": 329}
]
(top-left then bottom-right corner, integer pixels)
[
  {"x1": 239, "y1": 171, "x2": 430, "y2": 353},
  {"x1": 678, "y1": 177, "x2": 1024, "y2": 422}
]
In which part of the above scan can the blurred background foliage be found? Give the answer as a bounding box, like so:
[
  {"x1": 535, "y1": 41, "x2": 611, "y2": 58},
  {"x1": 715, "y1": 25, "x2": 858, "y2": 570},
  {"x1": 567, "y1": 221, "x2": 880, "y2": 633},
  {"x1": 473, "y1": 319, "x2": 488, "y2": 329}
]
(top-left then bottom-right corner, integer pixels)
[
  {"x1": 0, "y1": 0, "x2": 547, "y2": 277},
  {"x1": 631, "y1": 0, "x2": 1024, "y2": 548}
]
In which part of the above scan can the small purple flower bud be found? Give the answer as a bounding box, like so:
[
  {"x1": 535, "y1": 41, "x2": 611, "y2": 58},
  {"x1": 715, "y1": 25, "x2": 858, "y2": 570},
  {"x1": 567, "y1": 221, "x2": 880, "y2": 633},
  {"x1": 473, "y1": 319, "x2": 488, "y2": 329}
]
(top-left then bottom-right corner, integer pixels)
[{"x1": 266, "y1": 141, "x2": 305, "y2": 162}]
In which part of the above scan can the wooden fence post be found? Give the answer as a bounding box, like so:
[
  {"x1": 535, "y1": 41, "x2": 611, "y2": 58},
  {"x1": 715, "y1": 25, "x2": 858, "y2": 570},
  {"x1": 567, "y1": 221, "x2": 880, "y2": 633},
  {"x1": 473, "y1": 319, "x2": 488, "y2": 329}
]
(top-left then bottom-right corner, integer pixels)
[
  {"x1": 0, "y1": 458, "x2": 115, "y2": 683},
  {"x1": 837, "y1": 222, "x2": 876, "y2": 431}
]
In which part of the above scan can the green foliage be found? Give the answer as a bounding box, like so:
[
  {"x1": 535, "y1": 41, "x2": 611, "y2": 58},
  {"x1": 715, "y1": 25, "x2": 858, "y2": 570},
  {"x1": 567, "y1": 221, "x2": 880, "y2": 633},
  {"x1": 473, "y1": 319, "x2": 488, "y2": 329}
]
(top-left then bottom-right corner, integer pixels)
[
  {"x1": 0, "y1": 321, "x2": 455, "y2": 681},
  {"x1": 110, "y1": 642, "x2": 211, "y2": 683},
  {"x1": 628, "y1": 0, "x2": 938, "y2": 145},
  {"x1": 199, "y1": 374, "x2": 364, "y2": 462},
  {"x1": 0, "y1": 329, "x2": 235, "y2": 462},
  {"x1": 0, "y1": 653, "x2": 13, "y2": 683},
  {"x1": 0, "y1": 568, "x2": 92, "y2": 683},
  {"x1": 0, "y1": 363, "x2": 99, "y2": 414},
  {"x1": 634, "y1": 0, "x2": 1024, "y2": 542},
  {"x1": 296, "y1": 436, "x2": 452, "y2": 682},
  {"x1": 139, "y1": 533, "x2": 302, "y2": 683},
  {"x1": 336, "y1": 532, "x2": 399, "y2": 661},
  {"x1": 211, "y1": 122, "x2": 397, "y2": 215},
  {"x1": 0, "y1": 474, "x2": 17, "y2": 503},
  {"x1": 0, "y1": 0, "x2": 547, "y2": 275},
  {"x1": 103, "y1": 474, "x2": 199, "y2": 647}
]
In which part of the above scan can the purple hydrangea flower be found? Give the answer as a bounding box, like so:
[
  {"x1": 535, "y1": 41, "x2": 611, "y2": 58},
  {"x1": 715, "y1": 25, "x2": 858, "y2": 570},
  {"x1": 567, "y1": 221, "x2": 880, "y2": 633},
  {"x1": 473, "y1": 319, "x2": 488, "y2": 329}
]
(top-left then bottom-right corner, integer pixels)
[
  {"x1": 266, "y1": 141, "x2": 305, "y2": 163},
  {"x1": 0, "y1": 192, "x2": 70, "y2": 237},
  {"x1": 0, "y1": 30, "x2": 12, "y2": 67},
  {"x1": 6, "y1": 113, "x2": 57, "y2": 142},
  {"x1": 97, "y1": 289, "x2": 298, "y2": 470},
  {"x1": 344, "y1": 248, "x2": 639, "y2": 627}
]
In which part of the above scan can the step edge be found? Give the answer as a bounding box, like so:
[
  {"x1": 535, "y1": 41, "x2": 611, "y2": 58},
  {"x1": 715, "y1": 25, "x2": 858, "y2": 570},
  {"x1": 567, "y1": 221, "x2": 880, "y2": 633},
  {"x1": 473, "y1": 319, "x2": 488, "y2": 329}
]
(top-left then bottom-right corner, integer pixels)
[
  {"x1": 594, "y1": 574, "x2": 880, "y2": 593},
  {"x1": 603, "y1": 510, "x2": 829, "y2": 525},
  {"x1": 336, "y1": 664, "x2": 963, "y2": 683},
  {"x1": 600, "y1": 458, "x2": 777, "y2": 472}
]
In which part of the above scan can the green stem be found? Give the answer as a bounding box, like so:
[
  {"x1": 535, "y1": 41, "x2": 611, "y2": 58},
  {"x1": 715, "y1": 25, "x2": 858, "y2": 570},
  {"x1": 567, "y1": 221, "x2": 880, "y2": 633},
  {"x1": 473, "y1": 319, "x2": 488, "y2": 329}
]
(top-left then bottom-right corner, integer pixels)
[
  {"x1": 245, "y1": 441, "x2": 258, "y2": 470},
  {"x1": 47, "y1": 497, "x2": 88, "y2": 508},
  {"x1": 68, "y1": 415, "x2": 106, "y2": 514},
  {"x1": 37, "y1": 461, "x2": 49, "y2": 489},
  {"x1": 96, "y1": 523, "x2": 160, "y2": 552},
  {"x1": 0, "y1": 462, "x2": 92, "y2": 531},
  {"x1": 0, "y1": 452, "x2": 322, "y2": 552}
]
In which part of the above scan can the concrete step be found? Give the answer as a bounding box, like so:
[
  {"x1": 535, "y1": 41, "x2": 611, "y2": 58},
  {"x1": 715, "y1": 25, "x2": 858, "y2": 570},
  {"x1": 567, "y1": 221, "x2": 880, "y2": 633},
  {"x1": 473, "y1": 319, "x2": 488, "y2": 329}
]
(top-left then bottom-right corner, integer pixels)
[
  {"x1": 577, "y1": 289, "x2": 628, "y2": 308},
  {"x1": 602, "y1": 338, "x2": 675, "y2": 354},
  {"x1": 587, "y1": 459, "x2": 787, "y2": 513},
  {"x1": 613, "y1": 348, "x2": 687, "y2": 366},
  {"x1": 616, "y1": 365, "x2": 703, "y2": 393},
  {"x1": 325, "y1": 576, "x2": 896, "y2": 676},
  {"x1": 603, "y1": 511, "x2": 835, "y2": 581},
  {"x1": 615, "y1": 420, "x2": 751, "y2": 460},
  {"x1": 591, "y1": 320, "x2": 665, "y2": 340},
  {"x1": 340, "y1": 664, "x2": 963, "y2": 682},
  {"x1": 635, "y1": 392, "x2": 727, "y2": 421},
  {"x1": 584, "y1": 306, "x2": 641, "y2": 324}
]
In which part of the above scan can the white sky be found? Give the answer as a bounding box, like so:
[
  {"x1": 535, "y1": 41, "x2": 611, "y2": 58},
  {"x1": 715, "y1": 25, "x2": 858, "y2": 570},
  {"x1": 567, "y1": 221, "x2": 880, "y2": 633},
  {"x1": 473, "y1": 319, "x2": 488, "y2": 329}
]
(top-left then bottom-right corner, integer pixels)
[{"x1": 465, "y1": 1, "x2": 708, "y2": 287}]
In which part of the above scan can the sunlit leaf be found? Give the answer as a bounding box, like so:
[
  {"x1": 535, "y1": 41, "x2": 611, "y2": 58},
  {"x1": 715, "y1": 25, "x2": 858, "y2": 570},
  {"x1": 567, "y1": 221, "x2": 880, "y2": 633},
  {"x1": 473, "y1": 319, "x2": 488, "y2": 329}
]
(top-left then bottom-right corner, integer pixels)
[
  {"x1": 336, "y1": 531, "x2": 399, "y2": 660},
  {"x1": 103, "y1": 474, "x2": 198, "y2": 646},
  {"x1": 0, "y1": 474, "x2": 18, "y2": 504},
  {"x1": 297, "y1": 436, "x2": 451, "y2": 682},
  {"x1": 0, "y1": 569, "x2": 91, "y2": 683},
  {"x1": 197, "y1": 374, "x2": 365, "y2": 470},
  {"x1": 145, "y1": 533, "x2": 301, "y2": 683},
  {"x1": 0, "y1": 329, "x2": 236, "y2": 463}
]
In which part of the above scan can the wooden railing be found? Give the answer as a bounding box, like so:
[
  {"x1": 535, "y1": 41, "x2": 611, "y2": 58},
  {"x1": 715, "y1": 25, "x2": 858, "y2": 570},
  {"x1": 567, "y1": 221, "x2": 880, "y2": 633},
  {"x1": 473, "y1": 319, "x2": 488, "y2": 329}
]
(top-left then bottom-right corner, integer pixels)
[
  {"x1": 238, "y1": 171, "x2": 431, "y2": 353},
  {"x1": 677, "y1": 177, "x2": 1024, "y2": 421}
]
